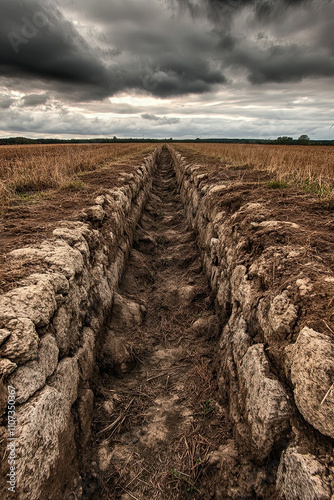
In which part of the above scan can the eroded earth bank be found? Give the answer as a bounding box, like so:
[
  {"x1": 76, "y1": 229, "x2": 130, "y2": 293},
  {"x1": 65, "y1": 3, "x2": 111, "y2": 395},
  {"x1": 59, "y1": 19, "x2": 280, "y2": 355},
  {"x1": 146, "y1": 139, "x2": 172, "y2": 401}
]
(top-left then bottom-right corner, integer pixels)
[{"x1": 0, "y1": 146, "x2": 333, "y2": 499}]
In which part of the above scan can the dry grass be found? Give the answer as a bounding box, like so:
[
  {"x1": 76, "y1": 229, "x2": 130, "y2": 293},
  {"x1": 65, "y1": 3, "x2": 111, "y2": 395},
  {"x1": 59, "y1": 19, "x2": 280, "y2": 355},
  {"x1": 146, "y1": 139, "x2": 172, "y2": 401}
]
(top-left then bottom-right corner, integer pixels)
[
  {"x1": 0, "y1": 143, "x2": 154, "y2": 213},
  {"x1": 178, "y1": 143, "x2": 334, "y2": 197}
]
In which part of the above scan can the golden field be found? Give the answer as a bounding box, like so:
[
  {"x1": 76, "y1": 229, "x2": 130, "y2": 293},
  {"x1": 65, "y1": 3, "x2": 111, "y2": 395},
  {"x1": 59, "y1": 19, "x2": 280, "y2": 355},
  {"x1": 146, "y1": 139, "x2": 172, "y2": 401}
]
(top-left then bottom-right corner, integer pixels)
[
  {"x1": 0, "y1": 143, "x2": 154, "y2": 213},
  {"x1": 1, "y1": 142, "x2": 334, "y2": 214},
  {"x1": 179, "y1": 143, "x2": 334, "y2": 197}
]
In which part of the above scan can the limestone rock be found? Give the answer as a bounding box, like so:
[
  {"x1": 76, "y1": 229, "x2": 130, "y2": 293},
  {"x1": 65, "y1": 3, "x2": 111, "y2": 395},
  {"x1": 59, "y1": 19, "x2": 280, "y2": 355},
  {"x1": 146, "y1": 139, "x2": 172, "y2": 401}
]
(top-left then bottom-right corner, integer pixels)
[
  {"x1": 208, "y1": 183, "x2": 228, "y2": 195},
  {"x1": 296, "y1": 278, "x2": 313, "y2": 297},
  {"x1": 80, "y1": 205, "x2": 105, "y2": 223},
  {"x1": 24, "y1": 272, "x2": 69, "y2": 295},
  {"x1": 0, "y1": 318, "x2": 39, "y2": 364},
  {"x1": 290, "y1": 327, "x2": 334, "y2": 439},
  {"x1": 48, "y1": 357, "x2": 79, "y2": 411},
  {"x1": 0, "y1": 358, "x2": 17, "y2": 378},
  {"x1": 2, "y1": 279, "x2": 57, "y2": 327},
  {"x1": 253, "y1": 220, "x2": 300, "y2": 231},
  {"x1": 194, "y1": 173, "x2": 208, "y2": 187},
  {"x1": 108, "y1": 188, "x2": 130, "y2": 214},
  {"x1": 0, "y1": 329, "x2": 10, "y2": 346},
  {"x1": 102, "y1": 398, "x2": 115, "y2": 417},
  {"x1": 8, "y1": 334, "x2": 59, "y2": 404},
  {"x1": 77, "y1": 389, "x2": 94, "y2": 446},
  {"x1": 231, "y1": 265, "x2": 252, "y2": 317},
  {"x1": 268, "y1": 291, "x2": 297, "y2": 339},
  {"x1": 10, "y1": 241, "x2": 84, "y2": 278},
  {"x1": 216, "y1": 273, "x2": 231, "y2": 322},
  {"x1": 239, "y1": 344, "x2": 291, "y2": 459},
  {"x1": 8, "y1": 246, "x2": 45, "y2": 261},
  {"x1": 94, "y1": 195, "x2": 105, "y2": 206},
  {"x1": 52, "y1": 305, "x2": 71, "y2": 356},
  {"x1": 210, "y1": 238, "x2": 220, "y2": 263},
  {"x1": 277, "y1": 447, "x2": 331, "y2": 500},
  {"x1": 75, "y1": 327, "x2": 96, "y2": 381},
  {"x1": 257, "y1": 291, "x2": 298, "y2": 343},
  {"x1": 230, "y1": 313, "x2": 252, "y2": 365},
  {"x1": 44, "y1": 241, "x2": 84, "y2": 278},
  {"x1": 92, "y1": 274, "x2": 113, "y2": 312},
  {"x1": 15, "y1": 386, "x2": 76, "y2": 500},
  {"x1": 53, "y1": 224, "x2": 90, "y2": 258},
  {"x1": 110, "y1": 293, "x2": 146, "y2": 329}
]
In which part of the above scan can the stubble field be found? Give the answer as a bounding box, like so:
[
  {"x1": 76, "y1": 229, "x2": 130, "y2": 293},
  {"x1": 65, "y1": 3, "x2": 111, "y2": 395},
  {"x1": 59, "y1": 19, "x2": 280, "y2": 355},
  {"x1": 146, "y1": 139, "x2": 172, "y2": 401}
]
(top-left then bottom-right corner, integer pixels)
[
  {"x1": 1, "y1": 142, "x2": 334, "y2": 216},
  {"x1": 0, "y1": 143, "x2": 155, "y2": 213},
  {"x1": 178, "y1": 142, "x2": 334, "y2": 199}
]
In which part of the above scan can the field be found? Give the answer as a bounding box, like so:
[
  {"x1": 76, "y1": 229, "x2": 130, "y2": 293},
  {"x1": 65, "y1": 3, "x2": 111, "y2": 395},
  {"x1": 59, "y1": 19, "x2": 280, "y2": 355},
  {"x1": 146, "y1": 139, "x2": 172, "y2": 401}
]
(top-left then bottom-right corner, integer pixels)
[
  {"x1": 1, "y1": 143, "x2": 334, "y2": 499},
  {"x1": 2, "y1": 142, "x2": 334, "y2": 216},
  {"x1": 0, "y1": 143, "x2": 154, "y2": 213},
  {"x1": 177, "y1": 143, "x2": 334, "y2": 198}
]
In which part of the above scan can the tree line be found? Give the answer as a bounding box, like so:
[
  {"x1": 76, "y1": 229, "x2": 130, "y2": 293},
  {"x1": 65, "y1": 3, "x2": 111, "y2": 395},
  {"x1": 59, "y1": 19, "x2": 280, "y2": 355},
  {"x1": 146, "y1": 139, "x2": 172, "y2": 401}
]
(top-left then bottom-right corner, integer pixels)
[{"x1": 0, "y1": 135, "x2": 333, "y2": 146}]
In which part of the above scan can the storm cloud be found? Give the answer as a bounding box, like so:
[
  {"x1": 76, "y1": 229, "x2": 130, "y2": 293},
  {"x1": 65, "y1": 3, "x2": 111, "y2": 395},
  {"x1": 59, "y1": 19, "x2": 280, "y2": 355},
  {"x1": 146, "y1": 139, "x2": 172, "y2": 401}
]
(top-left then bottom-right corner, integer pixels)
[
  {"x1": 0, "y1": 0, "x2": 333, "y2": 138},
  {"x1": 141, "y1": 113, "x2": 180, "y2": 125},
  {"x1": 1, "y1": 0, "x2": 226, "y2": 100},
  {"x1": 20, "y1": 93, "x2": 50, "y2": 107},
  {"x1": 0, "y1": 95, "x2": 14, "y2": 109}
]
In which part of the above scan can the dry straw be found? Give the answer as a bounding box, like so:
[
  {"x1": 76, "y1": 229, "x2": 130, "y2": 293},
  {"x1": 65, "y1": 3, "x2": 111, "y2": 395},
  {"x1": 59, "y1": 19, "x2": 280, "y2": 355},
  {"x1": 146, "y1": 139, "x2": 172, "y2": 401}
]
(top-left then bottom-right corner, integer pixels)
[
  {"x1": 181, "y1": 143, "x2": 334, "y2": 198},
  {"x1": 0, "y1": 143, "x2": 153, "y2": 213}
]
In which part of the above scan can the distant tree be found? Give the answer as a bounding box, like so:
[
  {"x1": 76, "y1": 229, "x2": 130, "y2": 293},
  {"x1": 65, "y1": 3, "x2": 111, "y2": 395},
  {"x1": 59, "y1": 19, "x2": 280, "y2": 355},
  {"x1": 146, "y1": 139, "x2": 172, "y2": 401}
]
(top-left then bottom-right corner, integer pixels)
[
  {"x1": 298, "y1": 134, "x2": 310, "y2": 145},
  {"x1": 276, "y1": 136, "x2": 294, "y2": 145}
]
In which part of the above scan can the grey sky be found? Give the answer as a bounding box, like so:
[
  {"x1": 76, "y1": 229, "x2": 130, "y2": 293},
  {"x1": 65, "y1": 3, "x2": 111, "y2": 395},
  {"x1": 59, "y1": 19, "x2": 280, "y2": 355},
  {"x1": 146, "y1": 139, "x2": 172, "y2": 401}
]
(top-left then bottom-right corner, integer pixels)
[{"x1": 0, "y1": 0, "x2": 333, "y2": 139}]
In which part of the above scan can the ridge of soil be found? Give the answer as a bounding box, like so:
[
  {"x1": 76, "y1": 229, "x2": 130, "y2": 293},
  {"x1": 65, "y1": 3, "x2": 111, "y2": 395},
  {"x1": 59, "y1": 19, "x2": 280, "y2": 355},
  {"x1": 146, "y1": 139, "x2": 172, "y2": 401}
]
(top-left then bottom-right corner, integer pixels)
[
  {"x1": 176, "y1": 145, "x2": 334, "y2": 274},
  {"x1": 0, "y1": 154, "x2": 150, "y2": 294}
]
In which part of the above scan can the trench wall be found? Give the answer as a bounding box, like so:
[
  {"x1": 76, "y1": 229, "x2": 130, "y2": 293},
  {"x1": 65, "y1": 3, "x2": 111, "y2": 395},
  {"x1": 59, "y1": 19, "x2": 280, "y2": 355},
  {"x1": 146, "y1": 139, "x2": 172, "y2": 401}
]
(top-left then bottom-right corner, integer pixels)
[
  {"x1": 171, "y1": 147, "x2": 334, "y2": 499},
  {"x1": 0, "y1": 148, "x2": 161, "y2": 499}
]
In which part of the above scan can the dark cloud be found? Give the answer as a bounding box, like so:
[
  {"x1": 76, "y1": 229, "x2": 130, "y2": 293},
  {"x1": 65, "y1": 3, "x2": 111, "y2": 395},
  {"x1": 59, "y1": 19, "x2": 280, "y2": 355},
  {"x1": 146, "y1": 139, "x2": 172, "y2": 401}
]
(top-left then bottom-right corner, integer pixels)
[
  {"x1": 171, "y1": 0, "x2": 311, "y2": 29},
  {"x1": 253, "y1": 0, "x2": 311, "y2": 22},
  {"x1": 141, "y1": 113, "x2": 180, "y2": 124},
  {"x1": 0, "y1": 0, "x2": 227, "y2": 100},
  {"x1": 217, "y1": 1, "x2": 334, "y2": 85},
  {"x1": 172, "y1": 0, "x2": 334, "y2": 85},
  {"x1": 0, "y1": 96, "x2": 14, "y2": 109},
  {"x1": 224, "y1": 42, "x2": 334, "y2": 84},
  {"x1": 0, "y1": 0, "x2": 334, "y2": 138},
  {"x1": 0, "y1": 0, "x2": 333, "y2": 102},
  {"x1": 20, "y1": 93, "x2": 50, "y2": 107},
  {"x1": 142, "y1": 113, "x2": 165, "y2": 121},
  {"x1": 0, "y1": 1, "x2": 113, "y2": 103}
]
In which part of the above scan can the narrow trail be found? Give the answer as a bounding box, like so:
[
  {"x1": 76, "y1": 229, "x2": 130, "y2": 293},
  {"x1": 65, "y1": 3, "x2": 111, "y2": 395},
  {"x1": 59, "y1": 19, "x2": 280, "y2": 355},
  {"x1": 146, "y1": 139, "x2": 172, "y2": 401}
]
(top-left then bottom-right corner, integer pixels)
[{"x1": 82, "y1": 147, "x2": 231, "y2": 499}]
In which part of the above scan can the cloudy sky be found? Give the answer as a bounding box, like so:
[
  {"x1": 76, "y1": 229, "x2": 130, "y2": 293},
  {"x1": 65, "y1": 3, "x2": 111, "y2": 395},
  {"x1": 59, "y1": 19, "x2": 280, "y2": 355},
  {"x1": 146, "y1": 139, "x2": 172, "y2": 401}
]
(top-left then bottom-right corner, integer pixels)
[{"x1": 0, "y1": 0, "x2": 334, "y2": 139}]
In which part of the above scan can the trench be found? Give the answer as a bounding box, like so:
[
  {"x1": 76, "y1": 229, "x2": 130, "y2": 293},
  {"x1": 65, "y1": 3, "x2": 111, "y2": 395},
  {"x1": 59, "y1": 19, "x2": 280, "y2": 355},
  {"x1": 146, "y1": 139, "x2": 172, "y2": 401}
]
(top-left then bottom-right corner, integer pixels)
[
  {"x1": 78, "y1": 147, "x2": 232, "y2": 499},
  {"x1": 3, "y1": 146, "x2": 332, "y2": 500}
]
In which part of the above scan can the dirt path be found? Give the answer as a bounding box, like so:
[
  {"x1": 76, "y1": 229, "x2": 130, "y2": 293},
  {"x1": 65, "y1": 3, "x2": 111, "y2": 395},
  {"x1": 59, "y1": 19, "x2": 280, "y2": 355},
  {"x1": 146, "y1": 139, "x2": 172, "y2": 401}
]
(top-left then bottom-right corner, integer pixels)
[{"x1": 81, "y1": 147, "x2": 232, "y2": 499}]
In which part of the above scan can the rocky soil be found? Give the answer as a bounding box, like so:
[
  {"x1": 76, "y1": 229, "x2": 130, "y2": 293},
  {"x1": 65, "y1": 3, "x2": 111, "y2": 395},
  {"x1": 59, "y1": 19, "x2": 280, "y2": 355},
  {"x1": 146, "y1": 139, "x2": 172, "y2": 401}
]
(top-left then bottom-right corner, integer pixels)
[{"x1": 0, "y1": 146, "x2": 333, "y2": 499}]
